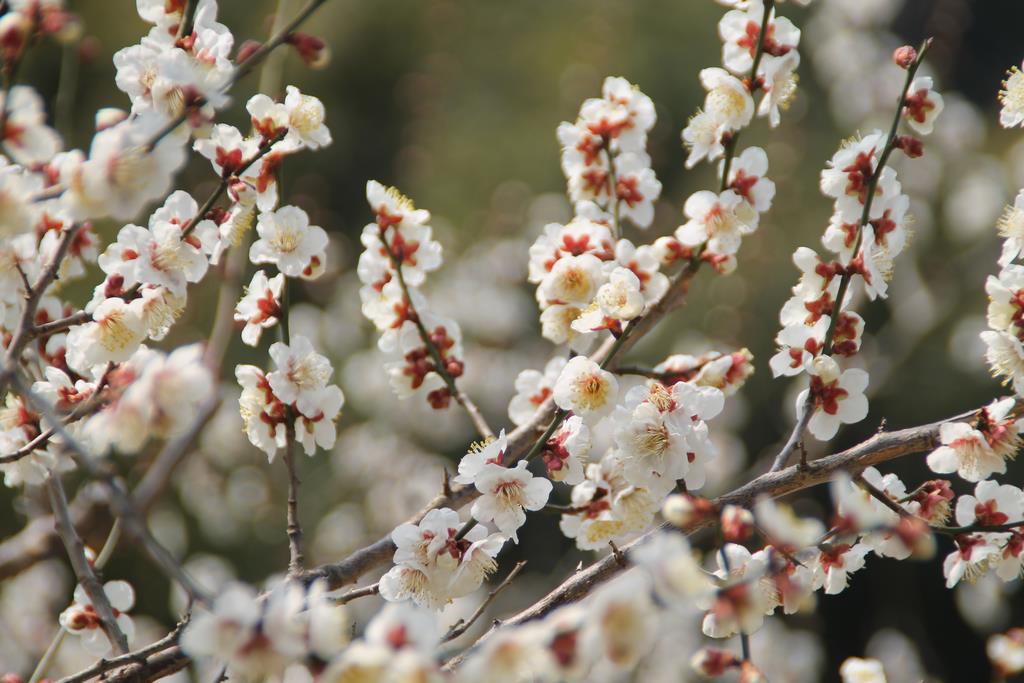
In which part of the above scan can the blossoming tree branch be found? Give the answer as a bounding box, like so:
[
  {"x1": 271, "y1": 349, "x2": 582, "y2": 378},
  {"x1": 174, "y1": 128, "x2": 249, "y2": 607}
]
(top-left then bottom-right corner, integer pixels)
[{"x1": 0, "y1": 0, "x2": 1023, "y2": 681}]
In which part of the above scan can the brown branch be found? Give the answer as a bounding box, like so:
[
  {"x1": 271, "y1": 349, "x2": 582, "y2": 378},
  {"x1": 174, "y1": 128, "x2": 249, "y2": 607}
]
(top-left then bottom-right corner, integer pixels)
[
  {"x1": 0, "y1": 223, "x2": 85, "y2": 393},
  {"x1": 332, "y1": 581, "x2": 380, "y2": 605},
  {"x1": 442, "y1": 560, "x2": 527, "y2": 643},
  {"x1": 55, "y1": 620, "x2": 186, "y2": 683},
  {"x1": 47, "y1": 474, "x2": 130, "y2": 655},
  {"x1": 282, "y1": 439, "x2": 305, "y2": 576},
  {"x1": 442, "y1": 399, "x2": 982, "y2": 669},
  {"x1": 13, "y1": 374, "x2": 212, "y2": 606}
]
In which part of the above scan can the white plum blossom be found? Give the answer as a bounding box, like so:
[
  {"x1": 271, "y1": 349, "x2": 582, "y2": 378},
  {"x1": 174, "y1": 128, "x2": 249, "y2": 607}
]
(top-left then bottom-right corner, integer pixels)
[
  {"x1": 65, "y1": 297, "x2": 147, "y2": 373},
  {"x1": 926, "y1": 399, "x2": 1023, "y2": 482},
  {"x1": 234, "y1": 270, "x2": 284, "y2": 346},
  {"x1": 999, "y1": 62, "x2": 1024, "y2": 128},
  {"x1": 282, "y1": 85, "x2": 332, "y2": 150},
  {"x1": 508, "y1": 356, "x2": 566, "y2": 426},
  {"x1": 470, "y1": 461, "x2": 552, "y2": 542},
  {"x1": 799, "y1": 355, "x2": 869, "y2": 441},
  {"x1": 813, "y1": 542, "x2": 869, "y2": 594},
  {"x1": 250, "y1": 205, "x2": 328, "y2": 279},
  {"x1": 675, "y1": 189, "x2": 757, "y2": 256},
  {"x1": 267, "y1": 335, "x2": 335, "y2": 417},
  {"x1": 59, "y1": 580, "x2": 135, "y2": 657},
  {"x1": 552, "y1": 356, "x2": 619, "y2": 423},
  {"x1": 902, "y1": 76, "x2": 944, "y2": 135}
]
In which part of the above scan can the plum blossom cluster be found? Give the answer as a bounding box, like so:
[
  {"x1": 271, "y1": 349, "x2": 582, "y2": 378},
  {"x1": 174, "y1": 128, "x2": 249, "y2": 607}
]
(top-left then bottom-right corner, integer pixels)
[
  {"x1": 532, "y1": 77, "x2": 667, "y2": 351},
  {"x1": 357, "y1": 181, "x2": 469, "y2": 411},
  {"x1": 770, "y1": 46, "x2": 942, "y2": 441},
  {"x1": 556, "y1": 77, "x2": 660, "y2": 233}
]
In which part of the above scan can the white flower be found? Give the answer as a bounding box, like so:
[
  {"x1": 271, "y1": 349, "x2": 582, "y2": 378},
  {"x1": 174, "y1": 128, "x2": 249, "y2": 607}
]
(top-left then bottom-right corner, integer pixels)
[
  {"x1": 236, "y1": 364, "x2": 288, "y2": 460},
  {"x1": 360, "y1": 219, "x2": 443, "y2": 288},
  {"x1": 583, "y1": 571, "x2": 658, "y2": 668},
  {"x1": 701, "y1": 544, "x2": 775, "y2": 637},
  {"x1": 723, "y1": 146, "x2": 776, "y2": 213},
  {"x1": 293, "y1": 384, "x2": 344, "y2": 456},
  {"x1": 927, "y1": 399, "x2": 1022, "y2": 482},
  {"x1": 539, "y1": 253, "x2": 605, "y2": 306},
  {"x1": 987, "y1": 629, "x2": 1024, "y2": 676},
  {"x1": 98, "y1": 212, "x2": 210, "y2": 296},
  {"x1": 0, "y1": 85, "x2": 62, "y2": 165},
  {"x1": 981, "y1": 329, "x2": 1024, "y2": 395},
  {"x1": 267, "y1": 335, "x2": 334, "y2": 416},
  {"x1": 820, "y1": 131, "x2": 899, "y2": 223},
  {"x1": 540, "y1": 415, "x2": 590, "y2": 485},
  {"x1": 507, "y1": 357, "x2": 566, "y2": 426},
  {"x1": 552, "y1": 356, "x2": 619, "y2": 423},
  {"x1": 249, "y1": 205, "x2": 328, "y2": 279},
  {"x1": 719, "y1": 0, "x2": 800, "y2": 75},
  {"x1": 59, "y1": 580, "x2": 135, "y2": 657},
  {"x1": 194, "y1": 123, "x2": 260, "y2": 177},
  {"x1": 999, "y1": 63, "x2": 1024, "y2": 128},
  {"x1": 955, "y1": 480, "x2": 1024, "y2": 530},
  {"x1": 812, "y1": 542, "x2": 869, "y2": 594},
  {"x1": 682, "y1": 109, "x2": 728, "y2": 169},
  {"x1": 998, "y1": 190, "x2": 1024, "y2": 267},
  {"x1": 754, "y1": 497, "x2": 825, "y2": 551},
  {"x1": 757, "y1": 49, "x2": 801, "y2": 127},
  {"x1": 470, "y1": 461, "x2": 552, "y2": 542},
  {"x1": 455, "y1": 429, "x2": 508, "y2": 485},
  {"x1": 594, "y1": 266, "x2": 644, "y2": 320},
  {"x1": 612, "y1": 152, "x2": 661, "y2": 228},
  {"x1": 943, "y1": 533, "x2": 1002, "y2": 588},
  {"x1": 839, "y1": 657, "x2": 888, "y2": 683},
  {"x1": 234, "y1": 270, "x2": 284, "y2": 346},
  {"x1": 675, "y1": 189, "x2": 757, "y2": 255},
  {"x1": 902, "y1": 76, "x2": 944, "y2": 135},
  {"x1": 283, "y1": 85, "x2": 332, "y2": 149},
  {"x1": 364, "y1": 602, "x2": 439, "y2": 654},
  {"x1": 799, "y1": 355, "x2": 869, "y2": 441},
  {"x1": 65, "y1": 298, "x2": 147, "y2": 373},
  {"x1": 700, "y1": 67, "x2": 754, "y2": 130},
  {"x1": 0, "y1": 427, "x2": 57, "y2": 487},
  {"x1": 180, "y1": 582, "x2": 284, "y2": 677}
]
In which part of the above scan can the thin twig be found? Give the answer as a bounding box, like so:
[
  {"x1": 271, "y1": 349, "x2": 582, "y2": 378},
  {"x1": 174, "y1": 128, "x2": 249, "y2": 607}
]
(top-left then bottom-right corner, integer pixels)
[
  {"x1": 55, "y1": 620, "x2": 186, "y2": 683},
  {"x1": 442, "y1": 561, "x2": 527, "y2": 643},
  {"x1": 332, "y1": 582, "x2": 380, "y2": 605},
  {"x1": 771, "y1": 38, "x2": 933, "y2": 473},
  {"x1": 282, "y1": 439, "x2": 305, "y2": 576},
  {"x1": 47, "y1": 474, "x2": 130, "y2": 654}
]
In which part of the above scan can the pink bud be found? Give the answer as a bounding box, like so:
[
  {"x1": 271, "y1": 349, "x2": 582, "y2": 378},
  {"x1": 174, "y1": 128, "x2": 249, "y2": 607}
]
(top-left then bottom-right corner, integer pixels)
[
  {"x1": 691, "y1": 647, "x2": 740, "y2": 676},
  {"x1": 663, "y1": 493, "x2": 716, "y2": 528},
  {"x1": 893, "y1": 45, "x2": 917, "y2": 69},
  {"x1": 895, "y1": 135, "x2": 924, "y2": 158},
  {"x1": 286, "y1": 32, "x2": 330, "y2": 69},
  {"x1": 236, "y1": 39, "x2": 262, "y2": 65}
]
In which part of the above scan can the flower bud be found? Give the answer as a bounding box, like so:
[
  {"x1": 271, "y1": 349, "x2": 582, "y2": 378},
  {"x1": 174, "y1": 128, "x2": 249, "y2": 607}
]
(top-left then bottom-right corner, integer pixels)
[
  {"x1": 893, "y1": 45, "x2": 917, "y2": 69},
  {"x1": 662, "y1": 493, "x2": 715, "y2": 528},
  {"x1": 0, "y1": 12, "x2": 31, "y2": 63},
  {"x1": 236, "y1": 39, "x2": 262, "y2": 65},
  {"x1": 908, "y1": 479, "x2": 954, "y2": 524},
  {"x1": 894, "y1": 135, "x2": 924, "y2": 158},
  {"x1": 1, "y1": 674, "x2": 24, "y2": 683},
  {"x1": 721, "y1": 504, "x2": 754, "y2": 543},
  {"x1": 740, "y1": 662, "x2": 768, "y2": 683},
  {"x1": 286, "y1": 32, "x2": 330, "y2": 69}
]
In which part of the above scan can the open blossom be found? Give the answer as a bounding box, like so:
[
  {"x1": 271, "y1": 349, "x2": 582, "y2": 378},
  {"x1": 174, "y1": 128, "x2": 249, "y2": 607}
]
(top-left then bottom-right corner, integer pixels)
[
  {"x1": 902, "y1": 76, "x2": 944, "y2": 135},
  {"x1": 539, "y1": 253, "x2": 605, "y2": 306},
  {"x1": 234, "y1": 270, "x2": 284, "y2": 346},
  {"x1": 236, "y1": 365, "x2": 288, "y2": 459},
  {"x1": 999, "y1": 62, "x2": 1024, "y2": 128},
  {"x1": 955, "y1": 480, "x2": 1024, "y2": 530},
  {"x1": 470, "y1": 461, "x2": 552, "y2": 542},
  {"x1": 0, "y1": 85, "x2": 62, "y2": 165},
  {"x1": 926, "y1": 398, "x2": 1022, "y2": 482},
  {"x1": 612, "y1": 152, "x2": 661, "y2": 228},
  {"x1": 718, "y1": 0, "x2": 800, "y2": 75},
  {"x1": 675, "y1": 189, "x2": 757, "y2": 256},
  {"x1": 455, "y1": 429, "x2": 508, "y2": 486},
  {"x1": 293, "y1": 383, "x2": 344, "y2": 456},
  {"x1": 249, "y1": 205, "x2": 328, "y2": 279},
  {"x1": 819, "y1": 131, "x2": 898, "y2": 222},
  {"x1": 561, "y1": 455, "x2": 658, "y2": 551},
  {"x1": 267, "y1": 335, "x2": 335, "y2": 417},
  {"x1": 700, "y1": 67, "x2": 754, "y2": 130},
  {"x1": 943, "y1": 533, "x2": 1003, "y2": 588},
  {"x1": 813, "y1": 542, "x2": 869, "y2": 594},
  {"x1": 379, "y1": 507, "x2": 505, "y2": 609},
  {"x1": 724, "y1": 146, "x2": 776, "y2": 213},
  {"x1": 97, "y1": 220, "x2": 208, "y2": 297},
  {"x1": 981, "y1": 329, "x2": 1024, "y2": 395},
  {"x1": 583, "y1": 572, "x2": 658, "y2": 669},
  {"x1": 194, "y1": 123, "x2": 260, "y2": 177},
  {"x1": 552, "y1": 356, "x2": 618, "y2": 423},
  {"x1": 701, "y1": 544, "x2": 775, "y2": 638},
  {"x1": 59, "y1": 581, "x2": 135, "y2": 657},
  {"x1": 754, "y1": 497, "x2": 825, "y2": 552},
  {"x1": 65, "y1": 298, "x2": 147, "y2": 373},
  {"x1": 282, "y1": 85, "x2": 332, "y2": 149},
  {"x1": 799, "y1": 355, "x2": 869, "y2": 441},
  {"x1": 998, "y1": 191, "x2": 1024, "y2": 267},
  {"x1": 508, "y1": 356, "x2": 566, "y2": 426},
  {"x1": 540, "y1": 415, "x2": 590, "y2": 485}
]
